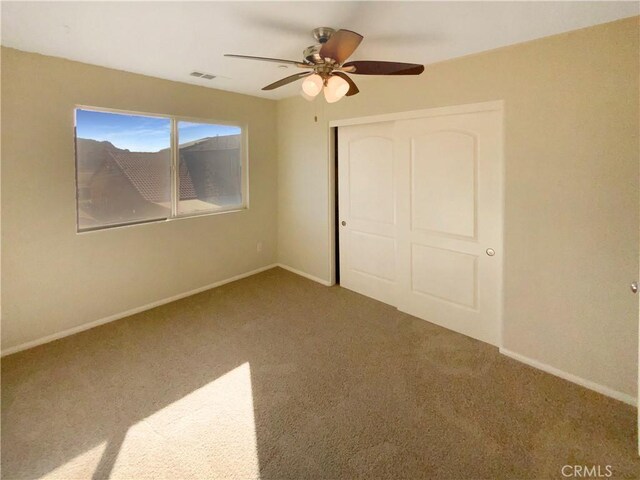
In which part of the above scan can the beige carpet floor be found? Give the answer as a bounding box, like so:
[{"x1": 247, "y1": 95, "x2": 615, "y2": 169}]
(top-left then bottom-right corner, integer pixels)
[{"x1": 2, "y1": 267, "x2": 639, "y2": 479}]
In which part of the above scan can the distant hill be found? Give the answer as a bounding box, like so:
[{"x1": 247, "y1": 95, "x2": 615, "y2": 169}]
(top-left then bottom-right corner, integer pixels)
[
  {"x1": 75, "y1": 138, "x2": 121, "y2": 171},
  {"x1": 76, "y1": 135, "x2": 241, "y2": 166}
]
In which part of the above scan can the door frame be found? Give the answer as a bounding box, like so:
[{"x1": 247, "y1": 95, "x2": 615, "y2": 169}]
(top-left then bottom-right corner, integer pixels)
[{"x1": 328, "y1": 100, "x2": 505, "y2": 347}]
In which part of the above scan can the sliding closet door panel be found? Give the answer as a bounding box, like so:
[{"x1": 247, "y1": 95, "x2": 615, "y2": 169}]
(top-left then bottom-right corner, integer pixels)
[
  {"x1": 395, "y1": 108, "x2": 503, "y2": 345},
  {"x1": 338, "y1": 122, "x2": 397, "y2": 306},
  {"x1": 349, "y1": 137, "x2": 394, "y2": 225}
]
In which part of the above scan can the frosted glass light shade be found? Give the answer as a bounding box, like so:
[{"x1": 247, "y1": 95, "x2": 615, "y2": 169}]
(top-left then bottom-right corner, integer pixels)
[
  {"x1": 323, "y1": 75, "x2": 349, "y2": 103},
  {"x1": 301, "y1": 74, "x2": 323, "y2": 97},
  {"x1": 300, "y1": 90, "x2": 315, "y2": 102}
]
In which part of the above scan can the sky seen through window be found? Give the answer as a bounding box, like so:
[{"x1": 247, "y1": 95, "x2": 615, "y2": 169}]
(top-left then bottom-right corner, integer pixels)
[{"x1": 75, "y1": 109, "x2": 241, "y2": 152}]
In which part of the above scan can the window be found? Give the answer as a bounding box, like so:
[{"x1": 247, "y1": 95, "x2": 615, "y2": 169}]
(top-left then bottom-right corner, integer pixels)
[
  {"x1": 177, "y1": 122, "x2": 242, "y2": 215},
  {"x1": 75, "y1": 108, "x2": 246, "y2": 231},
  {"x1": 75, "y1": 110, "x2": 172, "y2": 230}
]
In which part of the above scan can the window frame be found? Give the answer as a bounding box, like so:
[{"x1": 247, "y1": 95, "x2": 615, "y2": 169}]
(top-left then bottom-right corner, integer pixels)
[{"x1": 74, "y1": 105, "x2": 249, "y2": 233}]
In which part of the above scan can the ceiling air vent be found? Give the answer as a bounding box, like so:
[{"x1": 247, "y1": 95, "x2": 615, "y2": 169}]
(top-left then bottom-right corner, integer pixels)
[{"x1": 190, "y1": 71, "x2": 216, "y2": 80}]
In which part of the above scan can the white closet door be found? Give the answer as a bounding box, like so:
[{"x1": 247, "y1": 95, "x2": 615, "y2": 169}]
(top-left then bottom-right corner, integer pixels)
[
  {"x1": 394, "y1": 109, "x2": 503, "y2": 345},
  {"x1": 338, "y1": 122, "x2": 397, "y2": 306}
]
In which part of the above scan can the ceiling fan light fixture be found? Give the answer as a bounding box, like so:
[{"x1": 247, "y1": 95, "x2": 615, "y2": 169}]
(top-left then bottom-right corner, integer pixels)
[
  {"x1": 323, "y1": 75, "x2": 349, "y2": 103},
  {"x1": 301, "y1": 73, "x2": 323, "y2": 97},
  {"x1": 225, "y1": 27, "x2": 424, "y2": 99}
]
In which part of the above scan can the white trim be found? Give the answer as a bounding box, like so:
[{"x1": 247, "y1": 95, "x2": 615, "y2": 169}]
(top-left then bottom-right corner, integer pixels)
[
  {"x1": 277, "y1": 263, "x2": 333, "y2": 286},
  {"x1": 500, "y1": 348, "x2": 637, "y2": 407},
  {"x1": 497, "y1": 105, "x2": 506, "y2": 350},
  {"x1": 327, "y1": 127, "x2": 337, "y2": 286},
  {"x1": 329, "y1": 100, "x2": 505, "y2": 128},
  {"x1": 6, "y1": 260, "x2": 631, "y2": 408},
  {"x1": 170, "y1": 116, "x2": 179, "y2": 217},
  {"x1": 1, "y1": 264, "x2": 278, "y2": 357}
]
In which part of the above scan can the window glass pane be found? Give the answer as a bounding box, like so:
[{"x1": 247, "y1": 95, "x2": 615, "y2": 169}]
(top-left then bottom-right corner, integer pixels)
[
  {"x1": 177, "y1": 122, "x2": 243, "y2": 214},
  {"x1": 75, "y1": 109, "x2": 171, "y2": 231}
]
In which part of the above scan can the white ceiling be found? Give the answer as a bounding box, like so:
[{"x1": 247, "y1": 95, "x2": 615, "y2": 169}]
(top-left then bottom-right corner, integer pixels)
[{"x1": 2, "y1": 1, "x2": 638, "y2": 100}]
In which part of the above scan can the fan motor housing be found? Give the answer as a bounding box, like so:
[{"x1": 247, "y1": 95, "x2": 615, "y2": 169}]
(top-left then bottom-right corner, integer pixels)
[
  {"x1": 312, "y1": 27, "x2": 335, "y2": 44},
  {"x1": 303, "y1": 45, "x2": 322, "y2": 65}
]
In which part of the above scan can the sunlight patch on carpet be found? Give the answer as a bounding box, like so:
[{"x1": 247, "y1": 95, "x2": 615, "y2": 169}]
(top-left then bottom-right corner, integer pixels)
[
  {"x1": 108, "y1": 362, "x2": 260, "y2": 479},
  {"x1": 40, "y1": 441, "x2": 108, "y2": 479}
]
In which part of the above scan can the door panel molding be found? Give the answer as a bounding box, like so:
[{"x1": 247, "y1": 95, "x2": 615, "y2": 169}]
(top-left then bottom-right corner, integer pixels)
[
  {"x1": 409, "y1": 130, "x2": 478, "y2": 239},
  {"x1": 410, "y1": 243, "x2": 479, "y2": 309}
]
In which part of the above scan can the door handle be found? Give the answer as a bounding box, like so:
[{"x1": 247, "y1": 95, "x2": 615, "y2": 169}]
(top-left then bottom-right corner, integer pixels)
[
  {"x1": 486, "y1": 248, "x2": 495, "y2": 257},
  {"x1": 631, "y1": 282, "x2": 638, "y2": 294},
  {"x1": 341, "y1": 221, "x2": 347, "y2": 227}
]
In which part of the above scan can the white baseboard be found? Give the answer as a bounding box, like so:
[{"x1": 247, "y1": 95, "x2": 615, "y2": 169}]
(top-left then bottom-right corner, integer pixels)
[
  {"x1": 276, "y1": 263, "x2": 333, "y2": 286},
  {"x1": 1, "y1": 263, "x2": 278, "y2": 357},
  {"x1": 500, "y1": 348, "x2": 636, "y2": 407},
  {"x1": 5, "y1": 265, "x2": 634, "y2": 410}
]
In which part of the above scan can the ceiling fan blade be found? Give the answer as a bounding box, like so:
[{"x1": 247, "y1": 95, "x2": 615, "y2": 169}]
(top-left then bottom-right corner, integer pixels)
[
  {"x1": 342, "y1": 61, "x2": 425, "y2": 75},
  {"x1": 332, "y1": 72, "x2": 359, "y2": 97},
  {"x1": 319, "y1": 29, "x2": 363, "y2": 64},
  {"x1": 262, "y1": 72, "x2": 311, "y2": 91},
  {"x1": 225, "y1": 54, "x2": 311, "y2": 68}
]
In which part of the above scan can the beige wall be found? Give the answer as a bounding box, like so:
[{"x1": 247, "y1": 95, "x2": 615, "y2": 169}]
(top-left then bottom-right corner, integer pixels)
[
  {"x1": 277, "y1": 17, "x2": 640, "y2": 396},
  {"x1": 2, "y1": 17, "x2": 638, "y2": 398},
  {"x1": 1, "y1": 47, "x2": 278, "y2": 350}
]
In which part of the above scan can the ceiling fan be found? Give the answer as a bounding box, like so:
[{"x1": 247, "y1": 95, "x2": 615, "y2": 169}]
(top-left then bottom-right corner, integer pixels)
[{"x1": 225, "y1": 27, "x2": 424, "y2": 103}]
